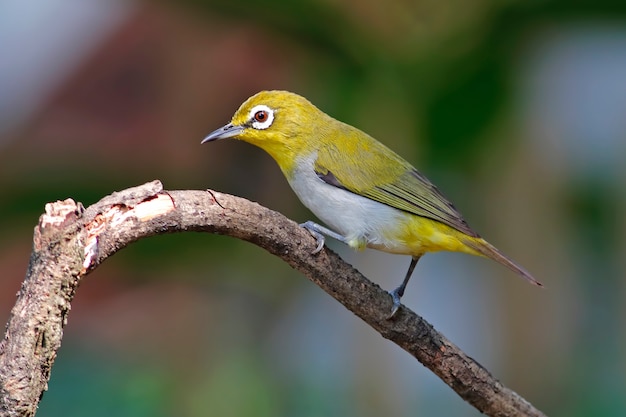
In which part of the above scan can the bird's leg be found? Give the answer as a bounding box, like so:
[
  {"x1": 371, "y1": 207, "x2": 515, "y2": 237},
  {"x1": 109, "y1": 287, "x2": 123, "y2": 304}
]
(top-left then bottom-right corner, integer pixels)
[
  {"x1": 388, "y1": 255, "x2": 421, "y2": 318},
  {"x1": 300, "y1": 220, "x2": 349, "y2": 254},
  {"x1": 301, "y1": 221, "x2": 420, "y2": 319}
]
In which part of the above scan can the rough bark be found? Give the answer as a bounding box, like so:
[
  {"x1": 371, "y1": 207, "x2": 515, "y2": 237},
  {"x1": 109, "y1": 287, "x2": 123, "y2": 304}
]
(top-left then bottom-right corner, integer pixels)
[{"x1": 0, "y1": 180, "x2": 546, "y2": 417}]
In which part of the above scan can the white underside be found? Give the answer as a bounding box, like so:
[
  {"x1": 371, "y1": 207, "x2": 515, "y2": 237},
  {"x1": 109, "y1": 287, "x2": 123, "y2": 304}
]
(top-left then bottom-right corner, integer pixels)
[{"x1": 288, "y1": 153, "x2": 407, "y2": 252}]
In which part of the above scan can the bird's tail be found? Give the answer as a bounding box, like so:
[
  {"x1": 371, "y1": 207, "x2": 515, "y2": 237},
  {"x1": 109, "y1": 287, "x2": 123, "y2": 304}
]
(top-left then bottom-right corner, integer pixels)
[{"x1": 462, "y1": 237, "x2": 543, "y2": 287}]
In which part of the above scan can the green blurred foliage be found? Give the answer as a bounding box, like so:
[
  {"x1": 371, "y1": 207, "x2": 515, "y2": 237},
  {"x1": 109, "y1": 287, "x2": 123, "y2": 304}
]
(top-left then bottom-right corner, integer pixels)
[{"x1": 40, "y1": 350, "x2": 172, "y2": 417}]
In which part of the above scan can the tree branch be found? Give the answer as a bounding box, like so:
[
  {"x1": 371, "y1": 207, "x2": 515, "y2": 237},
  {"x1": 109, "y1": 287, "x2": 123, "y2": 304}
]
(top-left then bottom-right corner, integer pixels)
[{"x1": 0, "y1": 180, "x2": 546, "y2": 417}]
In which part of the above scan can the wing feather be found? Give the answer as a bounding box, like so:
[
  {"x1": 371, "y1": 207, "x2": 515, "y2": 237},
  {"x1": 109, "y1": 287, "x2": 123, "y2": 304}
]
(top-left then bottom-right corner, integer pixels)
[{"x1": 313, "y1": 130, "x2": 478, "y2": 237}]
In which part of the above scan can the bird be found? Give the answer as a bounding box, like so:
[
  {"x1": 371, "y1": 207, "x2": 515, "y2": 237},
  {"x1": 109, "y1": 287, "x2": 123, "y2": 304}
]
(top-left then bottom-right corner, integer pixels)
[{"x1": 202, "y1": 90, "x2": 542, "y2": 317}]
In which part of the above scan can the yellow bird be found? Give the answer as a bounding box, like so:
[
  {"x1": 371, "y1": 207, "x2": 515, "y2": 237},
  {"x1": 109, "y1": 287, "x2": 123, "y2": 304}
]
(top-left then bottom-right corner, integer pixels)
[{"x1": 202, "y1": 90, "x2": 542, "y2": 317}]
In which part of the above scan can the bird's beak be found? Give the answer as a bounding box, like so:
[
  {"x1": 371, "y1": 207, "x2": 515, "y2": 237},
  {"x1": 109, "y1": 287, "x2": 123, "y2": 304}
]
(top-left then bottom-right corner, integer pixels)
[{"x1": 201, "y1": 123, "x2": 245, "y2": 144}]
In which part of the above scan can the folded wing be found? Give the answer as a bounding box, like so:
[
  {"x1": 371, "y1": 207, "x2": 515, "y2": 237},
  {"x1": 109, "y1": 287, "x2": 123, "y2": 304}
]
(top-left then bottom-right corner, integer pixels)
[{"x1": 313, "y1": 135, "x2": 478, "y2": 238}]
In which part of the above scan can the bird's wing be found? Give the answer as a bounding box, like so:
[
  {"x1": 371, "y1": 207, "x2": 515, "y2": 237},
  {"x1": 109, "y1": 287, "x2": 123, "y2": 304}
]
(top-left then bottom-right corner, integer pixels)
[{"x1": 313, "y1": 138, "x2": 478, "y2": 237}]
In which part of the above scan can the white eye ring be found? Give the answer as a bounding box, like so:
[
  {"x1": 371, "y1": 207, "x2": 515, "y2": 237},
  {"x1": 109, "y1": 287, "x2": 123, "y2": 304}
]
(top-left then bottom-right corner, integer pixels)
[{"x1": 249, "y1": 105, "x2": 275, "y2": 130}]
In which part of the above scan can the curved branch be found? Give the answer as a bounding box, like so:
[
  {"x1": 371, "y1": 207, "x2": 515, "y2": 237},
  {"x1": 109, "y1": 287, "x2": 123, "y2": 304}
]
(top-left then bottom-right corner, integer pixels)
[{"x1": 0, "y1": 181, "x2": 546, "y2": 417}]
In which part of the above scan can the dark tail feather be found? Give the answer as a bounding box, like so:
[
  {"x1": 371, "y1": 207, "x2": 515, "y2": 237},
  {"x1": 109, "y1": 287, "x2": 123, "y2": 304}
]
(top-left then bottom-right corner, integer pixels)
[{"x1": 464, "y1": 238, "x2": 543, "y2": 287}]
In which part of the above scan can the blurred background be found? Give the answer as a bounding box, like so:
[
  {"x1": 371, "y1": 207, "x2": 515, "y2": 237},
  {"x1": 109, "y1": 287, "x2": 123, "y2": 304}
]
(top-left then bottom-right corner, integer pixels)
[{"x1": 1, "y1": 0, "x2": 625, "y2": 416}]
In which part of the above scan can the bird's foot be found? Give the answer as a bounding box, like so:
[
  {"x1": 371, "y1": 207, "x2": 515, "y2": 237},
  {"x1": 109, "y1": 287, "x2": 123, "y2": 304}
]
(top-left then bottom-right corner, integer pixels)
[
  {"x1": 300, "y1": 221, "x2": 326, "y2": 254},
  {"x1": 387, "y1": 287, "x2": 404, "y2": 319}
]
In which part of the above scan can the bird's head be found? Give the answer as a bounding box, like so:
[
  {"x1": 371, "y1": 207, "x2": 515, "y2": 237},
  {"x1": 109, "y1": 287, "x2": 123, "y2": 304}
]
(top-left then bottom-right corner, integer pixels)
[{"x1": 202, "y1": 90, "x2": 329, "y2": 172}]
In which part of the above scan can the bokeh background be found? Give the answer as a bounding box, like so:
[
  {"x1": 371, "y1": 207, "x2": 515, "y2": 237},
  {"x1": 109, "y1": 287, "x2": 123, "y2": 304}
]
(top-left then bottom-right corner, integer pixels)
[{"x1": 2, "y1": 0, "x2": 626, "y2": 416}]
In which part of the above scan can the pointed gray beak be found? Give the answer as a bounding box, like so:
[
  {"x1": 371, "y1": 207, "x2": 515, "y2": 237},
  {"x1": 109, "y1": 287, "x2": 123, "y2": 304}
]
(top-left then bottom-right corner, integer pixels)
[{"x1": 201, "y1": 123, "x2": 245, "y2": 144}]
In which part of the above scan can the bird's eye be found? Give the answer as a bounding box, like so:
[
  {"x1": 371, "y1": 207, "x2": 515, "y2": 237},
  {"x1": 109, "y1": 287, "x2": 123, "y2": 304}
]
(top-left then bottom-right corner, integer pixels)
[
  {"x1": 254, "y1": 110, "x2": 268, "y2": 122},
  {"x1": 249, "y1": 105, "x2": 275, "y2": 130}
]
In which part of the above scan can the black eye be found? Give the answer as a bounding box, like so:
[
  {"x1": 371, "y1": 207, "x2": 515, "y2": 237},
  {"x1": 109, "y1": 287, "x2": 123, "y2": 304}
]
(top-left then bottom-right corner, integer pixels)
[{"x1": 254, "y1": 110, "x2": 268, "y2": 122}]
